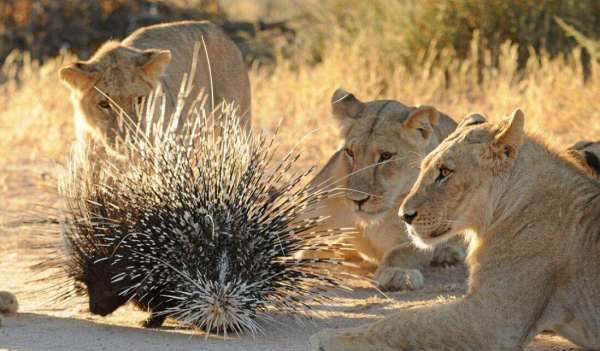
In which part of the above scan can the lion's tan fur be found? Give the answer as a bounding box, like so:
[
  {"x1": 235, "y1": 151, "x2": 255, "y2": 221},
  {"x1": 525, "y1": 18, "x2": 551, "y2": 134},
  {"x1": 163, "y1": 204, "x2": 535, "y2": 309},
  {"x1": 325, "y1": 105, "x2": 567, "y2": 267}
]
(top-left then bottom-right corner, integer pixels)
[
  {"x1": 311, "y1": 110, "x2": 600, "y2": 350},
  {"x1": 59, "y1": 21, "x2": 251, "y2": 146},
  {"x1": 304, "y1": 89, "x2": 464, "y2": 291}
]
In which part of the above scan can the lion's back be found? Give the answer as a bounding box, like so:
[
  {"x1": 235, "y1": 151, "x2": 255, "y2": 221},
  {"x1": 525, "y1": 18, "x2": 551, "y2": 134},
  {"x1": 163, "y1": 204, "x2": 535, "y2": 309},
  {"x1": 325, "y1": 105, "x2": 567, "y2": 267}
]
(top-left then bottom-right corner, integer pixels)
[{"x1": 124, "y1": 21, "x2": 251, "y2": 123}]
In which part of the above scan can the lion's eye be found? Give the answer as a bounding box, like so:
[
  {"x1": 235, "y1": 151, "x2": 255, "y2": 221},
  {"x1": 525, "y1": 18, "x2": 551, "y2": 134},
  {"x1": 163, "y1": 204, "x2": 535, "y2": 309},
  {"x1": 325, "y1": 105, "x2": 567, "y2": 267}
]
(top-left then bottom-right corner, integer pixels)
[
  {"x1": 98, "y1": 100, "x2": 111, "y2": 111},
  {"x1": 344, "y1": 148, "x2": 354, "y2": 159},
  {"x1": 436, "y1": 166, "x2": 453, "y2": 183},
  {"x1": 379, "y1": 152, "x2": 395, "y2": 163}
]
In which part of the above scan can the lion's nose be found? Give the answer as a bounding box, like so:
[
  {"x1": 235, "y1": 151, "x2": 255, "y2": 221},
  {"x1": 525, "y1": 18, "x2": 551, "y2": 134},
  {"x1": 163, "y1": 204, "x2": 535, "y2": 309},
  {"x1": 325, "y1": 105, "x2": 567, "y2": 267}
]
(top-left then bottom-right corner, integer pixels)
[
  {"x1": 353, "y1": 196, "x2": 370, "y2": 209},
  {"x1": 400, "y1": 211, "x2": 418, "y2": 225}
]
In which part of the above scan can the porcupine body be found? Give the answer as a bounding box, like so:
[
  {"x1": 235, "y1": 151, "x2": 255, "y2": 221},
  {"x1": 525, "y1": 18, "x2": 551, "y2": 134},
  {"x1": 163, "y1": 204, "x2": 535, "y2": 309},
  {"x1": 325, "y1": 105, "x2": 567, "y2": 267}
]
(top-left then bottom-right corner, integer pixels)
[{"x1": 49, "y1": 93, "x2": 355, "y2": 334}]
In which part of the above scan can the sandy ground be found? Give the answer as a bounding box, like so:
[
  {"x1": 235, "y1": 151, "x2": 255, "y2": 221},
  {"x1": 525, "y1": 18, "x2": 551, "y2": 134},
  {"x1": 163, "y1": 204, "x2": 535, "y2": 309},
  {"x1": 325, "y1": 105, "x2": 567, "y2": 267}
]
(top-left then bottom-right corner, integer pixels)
[{"x1": 0, "y1": 157, "x2": 581, "y2": 351}]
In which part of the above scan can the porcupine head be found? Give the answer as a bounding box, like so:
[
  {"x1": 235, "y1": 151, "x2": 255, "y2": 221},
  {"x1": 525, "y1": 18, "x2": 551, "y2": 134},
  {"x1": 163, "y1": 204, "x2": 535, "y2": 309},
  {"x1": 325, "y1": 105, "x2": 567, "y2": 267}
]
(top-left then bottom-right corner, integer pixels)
[
  {"x1": 80, "y1": 258, "x2": 130, "y2": 316},
  {"x1": 72, "y1": 238, "x2": 161, "y2": 318}
]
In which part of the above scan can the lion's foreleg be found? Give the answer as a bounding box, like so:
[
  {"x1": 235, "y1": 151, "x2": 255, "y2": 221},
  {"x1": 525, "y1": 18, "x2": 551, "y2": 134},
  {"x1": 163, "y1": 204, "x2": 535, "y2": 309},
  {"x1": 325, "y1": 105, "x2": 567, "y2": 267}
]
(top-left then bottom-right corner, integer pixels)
[{"x1": 310, "y1": 296, "x2": 538, "y2": 351}]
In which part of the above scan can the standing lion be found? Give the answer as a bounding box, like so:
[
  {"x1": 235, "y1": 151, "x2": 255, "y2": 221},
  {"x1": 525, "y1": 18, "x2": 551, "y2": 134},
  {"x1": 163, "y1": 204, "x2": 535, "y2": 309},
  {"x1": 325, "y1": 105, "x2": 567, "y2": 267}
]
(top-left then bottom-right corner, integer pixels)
[{"x1": 59, "y1": 21, "x2": 251, "y2": 147}]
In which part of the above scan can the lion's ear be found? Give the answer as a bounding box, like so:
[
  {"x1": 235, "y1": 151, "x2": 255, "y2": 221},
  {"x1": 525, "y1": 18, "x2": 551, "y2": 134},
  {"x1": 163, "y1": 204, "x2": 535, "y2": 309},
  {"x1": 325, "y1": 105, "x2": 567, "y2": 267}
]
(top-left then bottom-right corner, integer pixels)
[
  {"x1": 584, "y1": 151, "x2": 600, "y2": 175},
  {"x1": 403, "y1": 105, "x2": 439, "y2": 140},
  {"x1": 330, "y1": 88, "x2": 366, "y2": 136},
  {"x1": 136, "y1": 49, "x2": 172, "y2": 82},
  {"x1": 59, "y1": 62, "x2": 97, "y2": 91},
  {"x1": 568, "y1": 141, "x2": 600, "y2": 176},
  {"x1": 569, "y1": 140, "x2": 592, "y2": 151},
  {"x1": 491, "y1": 109, "x2": 525, "y2": 170},
  {"x1": 331, "y1": 88, "x2": 366, "y2": 122},
  {"x1": 457, "y1": 113, "x2": 487, "y2": 129}
]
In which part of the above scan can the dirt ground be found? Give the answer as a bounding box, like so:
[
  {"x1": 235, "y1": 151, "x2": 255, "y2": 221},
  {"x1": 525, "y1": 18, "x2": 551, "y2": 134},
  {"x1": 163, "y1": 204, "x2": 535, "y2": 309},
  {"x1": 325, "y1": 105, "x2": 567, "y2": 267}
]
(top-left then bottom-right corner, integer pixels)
[
  {"x1": 0, "y1": 159, "x2": 580, "y2": 350},
  {"x1": 0, "y1": 260, "x2": 581, "y2": 350}
]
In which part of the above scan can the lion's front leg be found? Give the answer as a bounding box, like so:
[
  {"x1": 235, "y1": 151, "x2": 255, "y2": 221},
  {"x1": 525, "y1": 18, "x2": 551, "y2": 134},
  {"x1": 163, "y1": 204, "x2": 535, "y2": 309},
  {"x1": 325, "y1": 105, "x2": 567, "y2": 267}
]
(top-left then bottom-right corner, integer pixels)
[
  {"x1": 310, "y1": 297, "x2": 534, "y2": 351},
  {"x1": 311, "y1": 303, "x2": 466, "y2": 351},
  {"x1": 310, "y1": 326, "x2": 396, "y2": 351}
]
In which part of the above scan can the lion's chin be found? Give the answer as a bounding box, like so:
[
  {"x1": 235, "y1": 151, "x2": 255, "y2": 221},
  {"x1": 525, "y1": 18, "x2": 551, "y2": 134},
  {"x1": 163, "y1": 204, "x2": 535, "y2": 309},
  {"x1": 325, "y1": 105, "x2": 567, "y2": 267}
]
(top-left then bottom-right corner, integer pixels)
[{"x1": 406, "y1": 226, "x2": 455, "y2": 249}]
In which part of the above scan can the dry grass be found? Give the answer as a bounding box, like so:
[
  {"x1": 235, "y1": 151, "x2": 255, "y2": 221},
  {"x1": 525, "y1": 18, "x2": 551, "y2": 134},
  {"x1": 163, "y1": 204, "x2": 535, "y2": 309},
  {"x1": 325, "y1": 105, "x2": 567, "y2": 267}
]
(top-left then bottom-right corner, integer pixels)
[
  {"x1": 1, "y1": 38, "x2": 599, "y2": 185},
  {"x1": 253, "y1": 40, "x2": 600, "y2": 171},
  {"x1": 1, "y1": 36, "x2": 597, "y2": 253},
  {"x1": 0, "y1": 52, "x2": 75, "y2": 165}
]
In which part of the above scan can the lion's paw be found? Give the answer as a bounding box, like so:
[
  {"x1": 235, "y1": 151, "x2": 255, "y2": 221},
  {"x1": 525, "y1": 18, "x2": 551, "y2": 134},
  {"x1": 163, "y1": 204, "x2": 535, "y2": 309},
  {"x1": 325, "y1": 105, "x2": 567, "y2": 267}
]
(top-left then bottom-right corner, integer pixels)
[
  {"x1": 374, "y1": 267, "x2": 424, "y2": 291},
  {"x1": 431, "y1": 244, "x2": 464, "y2": 266},
  {"x1": 310, "y1": 329, "x2": 353, "y2": 351}
]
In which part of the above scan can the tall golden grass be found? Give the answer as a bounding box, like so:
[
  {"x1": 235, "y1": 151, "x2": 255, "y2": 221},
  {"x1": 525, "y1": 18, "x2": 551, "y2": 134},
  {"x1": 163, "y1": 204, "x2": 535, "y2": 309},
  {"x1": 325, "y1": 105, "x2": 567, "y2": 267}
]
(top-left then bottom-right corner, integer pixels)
[
  {"x1": 255, "y1": 41, "x2": 600, "y2": 169},
  {"x1": 1, "y1": 38, "x2": 599, "y2": 174}
]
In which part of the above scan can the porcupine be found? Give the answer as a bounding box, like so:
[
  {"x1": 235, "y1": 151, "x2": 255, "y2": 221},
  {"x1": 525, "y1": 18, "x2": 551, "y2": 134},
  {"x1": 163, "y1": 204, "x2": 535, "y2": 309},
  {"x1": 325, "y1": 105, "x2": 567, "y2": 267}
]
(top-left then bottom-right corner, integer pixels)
[{"x1": 41, "y1": 89, "x2": 356, "y2": 334}]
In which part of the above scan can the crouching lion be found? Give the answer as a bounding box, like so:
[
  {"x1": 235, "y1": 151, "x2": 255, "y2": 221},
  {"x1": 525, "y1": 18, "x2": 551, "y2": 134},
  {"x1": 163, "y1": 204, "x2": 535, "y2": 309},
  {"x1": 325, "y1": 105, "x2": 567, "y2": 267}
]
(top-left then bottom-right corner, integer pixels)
[
  {"x1": 311, "y1": 109, "x2": 600, "y2": 350},
  {"x1": 303, "y1": 89, "x2": 465, "y2": 291},
  {"x1": 59, "y1": 20, "x2": 251, "y2": 146}
]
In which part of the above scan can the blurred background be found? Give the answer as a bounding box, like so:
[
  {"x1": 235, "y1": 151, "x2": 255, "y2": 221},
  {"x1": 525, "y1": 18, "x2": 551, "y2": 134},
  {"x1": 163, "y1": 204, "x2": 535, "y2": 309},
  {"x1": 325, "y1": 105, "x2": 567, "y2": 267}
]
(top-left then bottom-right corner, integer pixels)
[
  {"x1": 3, "y1": 0, "x2": 600, "y2": 72},
  {"x1": 1, "y1": 0, "x2": 600, "y2": 202},
  {"x1": 1, "y1": 0, "x2": 600, "y2": 164}
]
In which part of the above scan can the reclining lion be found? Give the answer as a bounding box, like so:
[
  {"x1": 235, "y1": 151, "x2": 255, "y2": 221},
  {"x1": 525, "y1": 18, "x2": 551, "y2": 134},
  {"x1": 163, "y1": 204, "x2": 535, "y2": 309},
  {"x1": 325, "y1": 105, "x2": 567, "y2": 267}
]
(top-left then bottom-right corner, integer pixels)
[
  {"x1": 304, "y1": 89, "x2": 464, "y2": 291},
  {"x1": 311, "y1": 110, "x2": 600, "y2": 350},
  {"x1": 59, "y1": 20, "x2": 251, "y2": 147}
]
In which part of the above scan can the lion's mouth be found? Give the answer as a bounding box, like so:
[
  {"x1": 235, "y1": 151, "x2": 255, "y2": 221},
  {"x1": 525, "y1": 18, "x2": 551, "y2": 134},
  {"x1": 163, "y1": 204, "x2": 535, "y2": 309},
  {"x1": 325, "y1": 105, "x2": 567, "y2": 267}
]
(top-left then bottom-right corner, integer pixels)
[
  {"x1": 347, "y1": 199, "x2": 386, "y2": 215},
  {"x1": 356, "y1": 207, "x2": 385, "y2": 215}
]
